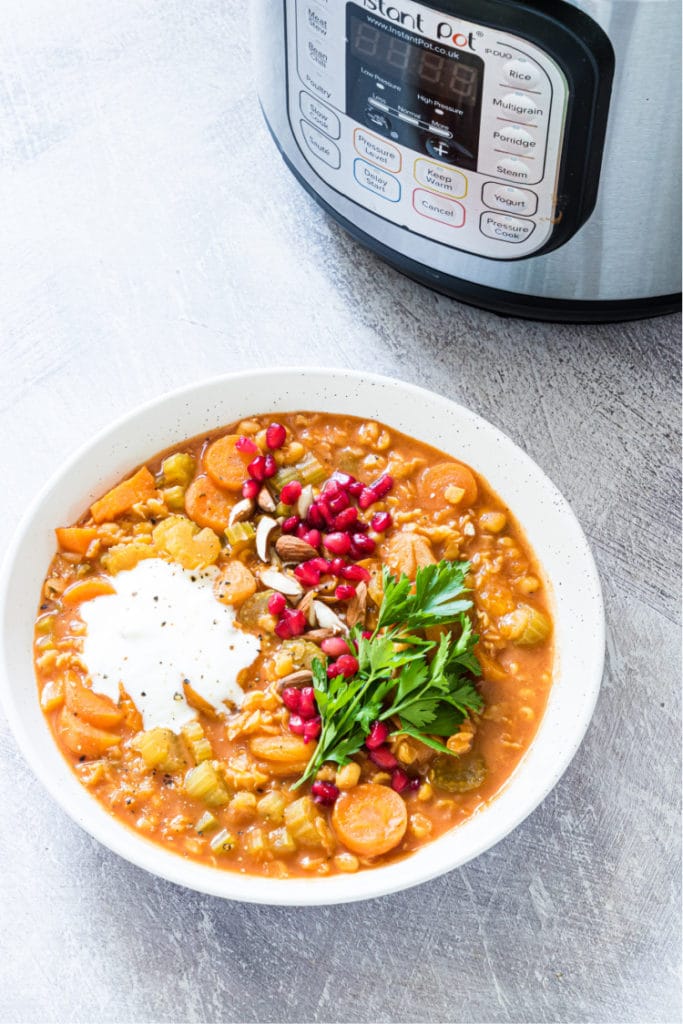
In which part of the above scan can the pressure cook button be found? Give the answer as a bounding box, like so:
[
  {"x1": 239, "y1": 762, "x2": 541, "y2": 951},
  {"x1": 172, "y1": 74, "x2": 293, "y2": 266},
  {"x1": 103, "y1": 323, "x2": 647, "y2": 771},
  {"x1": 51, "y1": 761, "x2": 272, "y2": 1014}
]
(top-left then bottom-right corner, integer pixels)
[
  {"x1": 413, "y1": 189, "x2": 465, "y2": 228},
  {"x1": 482, "y1": 182, "x2": 538, "y2": 217},
  {"x1": 301, "y1": 120, "x2": 341, "y2": 169},
  {"x1": 492, "y1": 124, "x2": 536, "y2": 151},
  {"x1": 354, "y1": 128, "x2": 402, "y2": 173},
  {"x1": 414, "y1": 158, "x2": 467, "y2": 199},
  {"x1": 480, "y1": 211, "x2": 535, "y2": 243},
  {"x1": 353, "y1": 159, "x2": 401, "y2": 203},
  {"x1": 299, "y1": 91, "x2": 340, "y2": 139},
  {"x1": 494, "y1": 156, "x2": 532, "y2": 183},
  {"x1": 502, "y1": 57, "x2": 541, "y2": 89}
]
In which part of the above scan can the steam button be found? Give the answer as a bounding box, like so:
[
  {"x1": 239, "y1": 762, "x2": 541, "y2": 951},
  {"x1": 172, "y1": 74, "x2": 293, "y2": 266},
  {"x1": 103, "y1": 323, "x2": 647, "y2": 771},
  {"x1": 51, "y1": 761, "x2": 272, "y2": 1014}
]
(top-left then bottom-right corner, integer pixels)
[
  {"x1": 494, "y1": 156, "x2": 532, "y2": 183},
  {"x1": 502, "y1": 57, "x2": 541, "y2": 89}
]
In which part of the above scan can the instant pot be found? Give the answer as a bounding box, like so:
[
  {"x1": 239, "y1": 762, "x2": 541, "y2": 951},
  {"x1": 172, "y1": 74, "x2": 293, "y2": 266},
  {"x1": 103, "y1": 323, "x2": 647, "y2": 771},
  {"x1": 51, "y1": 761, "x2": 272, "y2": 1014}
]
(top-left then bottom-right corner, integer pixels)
[{"x1": 252, "y1": 0, "x2": 681, "y2": 321}]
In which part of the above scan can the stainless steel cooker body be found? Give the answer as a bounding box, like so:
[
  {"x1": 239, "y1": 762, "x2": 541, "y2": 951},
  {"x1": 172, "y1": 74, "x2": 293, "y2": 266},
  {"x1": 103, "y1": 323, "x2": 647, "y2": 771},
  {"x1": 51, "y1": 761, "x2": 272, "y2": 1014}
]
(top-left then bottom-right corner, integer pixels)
[{"x1": 252, "y1": 0, "x2": 681, "y2": 320}]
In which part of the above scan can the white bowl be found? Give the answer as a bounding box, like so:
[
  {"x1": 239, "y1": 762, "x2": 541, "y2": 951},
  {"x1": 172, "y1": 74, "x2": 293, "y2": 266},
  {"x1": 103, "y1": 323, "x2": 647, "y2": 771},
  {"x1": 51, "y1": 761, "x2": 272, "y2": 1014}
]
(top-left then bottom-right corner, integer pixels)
[{"x1": 0, "y1": 369, "x2": 604, "y2": 905}]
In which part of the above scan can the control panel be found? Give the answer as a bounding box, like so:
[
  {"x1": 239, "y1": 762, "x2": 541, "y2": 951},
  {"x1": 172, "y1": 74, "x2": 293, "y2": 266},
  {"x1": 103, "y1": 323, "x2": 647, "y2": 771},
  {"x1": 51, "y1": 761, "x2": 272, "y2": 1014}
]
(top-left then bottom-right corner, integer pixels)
[{"x1": 285, "y1": 0, "x2": 571, "y2": 260}]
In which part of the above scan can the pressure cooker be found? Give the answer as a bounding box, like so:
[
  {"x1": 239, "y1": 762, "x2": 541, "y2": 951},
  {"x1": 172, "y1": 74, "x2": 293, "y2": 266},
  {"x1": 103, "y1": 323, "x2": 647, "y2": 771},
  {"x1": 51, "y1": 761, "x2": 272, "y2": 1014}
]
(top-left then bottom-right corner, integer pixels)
[{"x1": 252, "y1": 0, "x2": 681, "y2": 321}]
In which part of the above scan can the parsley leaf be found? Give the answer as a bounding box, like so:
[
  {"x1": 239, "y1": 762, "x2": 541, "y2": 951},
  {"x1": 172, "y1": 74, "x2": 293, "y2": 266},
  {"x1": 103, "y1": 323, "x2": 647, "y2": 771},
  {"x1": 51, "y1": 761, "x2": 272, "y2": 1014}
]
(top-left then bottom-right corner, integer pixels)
[{"x1": 378, "y1": 561, "x2": 473, "y2": 631}]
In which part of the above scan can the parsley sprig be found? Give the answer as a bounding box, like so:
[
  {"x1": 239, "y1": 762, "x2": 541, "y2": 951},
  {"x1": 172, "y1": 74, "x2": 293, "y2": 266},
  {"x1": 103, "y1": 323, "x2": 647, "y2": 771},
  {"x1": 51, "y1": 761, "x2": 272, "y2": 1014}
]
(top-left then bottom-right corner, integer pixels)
[{"x1": 295, "y1": 560, "x2": 483, "y2": 787}]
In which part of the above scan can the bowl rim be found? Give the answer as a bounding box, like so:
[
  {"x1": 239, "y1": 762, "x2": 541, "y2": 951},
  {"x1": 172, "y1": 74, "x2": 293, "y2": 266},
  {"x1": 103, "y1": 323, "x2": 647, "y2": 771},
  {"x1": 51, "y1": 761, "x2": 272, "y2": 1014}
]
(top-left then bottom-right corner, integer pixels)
[{"x1": 0, "y1": 367, "x2": 605, "y2": 905}]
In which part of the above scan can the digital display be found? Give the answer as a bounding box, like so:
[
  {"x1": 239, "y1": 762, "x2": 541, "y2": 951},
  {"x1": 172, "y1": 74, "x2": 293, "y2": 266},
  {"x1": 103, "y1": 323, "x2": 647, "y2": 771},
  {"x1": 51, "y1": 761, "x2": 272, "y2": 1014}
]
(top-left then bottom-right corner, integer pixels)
[{"x1": 349, "y1": 14, "x2": 481, "y2": 109}]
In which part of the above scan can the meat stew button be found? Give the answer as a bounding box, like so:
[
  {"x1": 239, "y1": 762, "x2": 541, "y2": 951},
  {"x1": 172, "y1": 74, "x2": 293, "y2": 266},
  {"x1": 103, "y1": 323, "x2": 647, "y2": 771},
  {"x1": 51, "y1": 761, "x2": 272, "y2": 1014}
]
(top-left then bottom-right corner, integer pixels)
[{"x1": 480, "y1": 211, "x2": 536, "y2": 243}]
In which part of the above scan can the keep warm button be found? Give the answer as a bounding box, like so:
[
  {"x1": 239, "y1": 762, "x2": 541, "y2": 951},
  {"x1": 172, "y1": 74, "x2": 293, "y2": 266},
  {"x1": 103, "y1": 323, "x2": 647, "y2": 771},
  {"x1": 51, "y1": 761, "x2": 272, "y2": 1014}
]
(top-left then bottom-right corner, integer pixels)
[
  {"x1": 413, "y1": 189, "x2": 465, "y2": 228},
  {"x1": 480, "y1": 211, "x2": 535, "y2": 244}
]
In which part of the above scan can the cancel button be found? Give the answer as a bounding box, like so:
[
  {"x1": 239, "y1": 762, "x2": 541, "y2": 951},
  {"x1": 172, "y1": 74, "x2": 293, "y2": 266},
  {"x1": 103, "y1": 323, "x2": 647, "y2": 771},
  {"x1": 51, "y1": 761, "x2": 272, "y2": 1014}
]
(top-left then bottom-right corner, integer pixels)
[{"x1": 480, "y1": 211, "x2": 535, "y2": 244}]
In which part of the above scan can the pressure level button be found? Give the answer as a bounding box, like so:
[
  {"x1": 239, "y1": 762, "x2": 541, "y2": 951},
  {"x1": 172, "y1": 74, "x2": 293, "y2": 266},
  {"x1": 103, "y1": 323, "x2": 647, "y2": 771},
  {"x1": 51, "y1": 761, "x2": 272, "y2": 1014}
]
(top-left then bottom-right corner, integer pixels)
[{"x1": 502, "y1": 57, "x2": 541, "y2": 89}]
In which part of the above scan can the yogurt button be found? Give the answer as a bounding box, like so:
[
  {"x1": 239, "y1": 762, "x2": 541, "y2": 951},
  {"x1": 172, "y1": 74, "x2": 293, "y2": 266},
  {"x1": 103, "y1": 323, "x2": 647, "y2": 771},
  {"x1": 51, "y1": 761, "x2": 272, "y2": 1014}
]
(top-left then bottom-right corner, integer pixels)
[
  {"x1": 502, "y1": 57, "x2": 541, "y2": 89},
  {"x1": 482, "y1": 182, "x2": 538, "y2": 217}
]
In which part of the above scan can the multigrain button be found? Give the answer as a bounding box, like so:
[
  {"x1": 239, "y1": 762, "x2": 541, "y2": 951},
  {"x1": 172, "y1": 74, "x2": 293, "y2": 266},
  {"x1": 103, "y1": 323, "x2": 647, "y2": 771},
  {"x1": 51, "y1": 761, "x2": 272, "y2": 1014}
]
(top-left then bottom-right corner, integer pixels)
[
  {"x1": 494, "y1": 156, "x2": 532, "y2": 182},
  {"x1": 301, "y1": 120, "x2": 341, "y2": 168},
  {"x1": 492, "y1": 124, "x2": 537, "y2": 151},
  {"x1": 414, "y1": 158, "x2": 467, "y2": 198},
  {"x1": 480, "y1": 211, "x2": 535, "y2": 243},
  {"x1": 482, "y1": 182, "x2": 538, "y2": 216},
  {"x1": 299, "y1": 92, "x2": 340, "y2": 139},
  {"x1": 354, "y1": 159, "x2": 401, "y2": 202},
  {"x1": 502, "y1": 57, "x2": 541, "y2": 89},
  {"x1": 354, "y1": 128, "x2": 402, "y2": 172},
  {"x1": 493, "y1": 92, "x2": 545, "y2": 121},
  {"x1": 413, "y1": 189, "x2": 465, "y2": 228}
]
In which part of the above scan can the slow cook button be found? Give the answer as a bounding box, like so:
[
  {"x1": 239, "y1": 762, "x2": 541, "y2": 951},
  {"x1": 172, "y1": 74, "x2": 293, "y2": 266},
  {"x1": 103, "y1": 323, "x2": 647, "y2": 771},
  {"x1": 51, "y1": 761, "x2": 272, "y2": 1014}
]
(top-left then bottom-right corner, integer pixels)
[
  {"x1": 301, "y1": 120, "x2": 341, "y2": 169},
  {"x1": 482, "y1": 182, "x2": 538, "y2": 216},
  {"x1": 502, "y1": 57, "x2": 541, "y2": 89},
  {"x1": 494, "y1": 156, "x2": 532, "y2": 182},
  {"x1": 299, "y1": 91, "x2": 340, "y2": 139},
  {"x1": 492, "y1": 124, "x2": 537, "y2": 151},
  {"x1": 480, "y1": 211, "x2": 535, "y2": 243},
  {"x1": 353, "y1": 128, "x2": 402, "y2": 172},
  {"x1": 414, "y1": 158, "x2": 467, "y2": 199},
  {"x1": 413, "y1": 189, "x2": 465, "y2": 228},
  {"x1": 353, "y1": 159, "x2": 401, "y2": 202}
]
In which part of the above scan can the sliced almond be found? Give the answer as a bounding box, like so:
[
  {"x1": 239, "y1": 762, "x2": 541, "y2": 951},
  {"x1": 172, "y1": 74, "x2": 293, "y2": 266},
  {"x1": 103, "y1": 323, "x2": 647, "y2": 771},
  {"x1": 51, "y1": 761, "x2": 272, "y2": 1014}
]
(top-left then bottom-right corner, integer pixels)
[
  {"x1": 304, "y1": 628, "x2": 335, "y2": 642},
  {"x1": 257, "y1": 487, "x2": 277, "y2": 513},
  {"x1": 312, "y1": 600, "x2": 348, "y2": 634},
  {"x1": 297, "y1": 484, "x2": 314, "y2": 520},
  {"x1": 346, "y1": 581, "x2": 367, "y2": 630},
  {"x1": 276, "y1": 669, "x2": 314, "y2": 689},
  {"x1": 297, "y1": 589, "x2": 317, "y2": 626},
  {"x1": 256, "y1": 516, "x2": 278, "y2": 562},
  {"x1": 228, "y1": 498, "x2": 254, "y2": 527},
  {"x1": 259, "y1": 568, "x2": 304, "y2": 597},
  {"x1": 275, "y1": 535, "x2": 318, "y2": 563}
]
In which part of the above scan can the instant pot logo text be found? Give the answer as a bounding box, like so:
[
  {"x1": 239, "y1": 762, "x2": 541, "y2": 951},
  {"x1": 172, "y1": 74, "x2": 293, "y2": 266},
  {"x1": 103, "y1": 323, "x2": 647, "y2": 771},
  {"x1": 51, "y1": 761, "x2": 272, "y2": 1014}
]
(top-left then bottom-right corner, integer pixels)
[{"x1": 361, "y1": 0, "x2": 477, "y2": 50}]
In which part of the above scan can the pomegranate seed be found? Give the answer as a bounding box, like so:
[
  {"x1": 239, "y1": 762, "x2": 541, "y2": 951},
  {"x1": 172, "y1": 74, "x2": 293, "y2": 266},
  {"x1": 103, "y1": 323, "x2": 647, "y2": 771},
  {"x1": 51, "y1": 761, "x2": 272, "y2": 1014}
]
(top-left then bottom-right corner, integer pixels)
[
  {"x1": 408, "y1": 777, "x2": 421, "y2": 791},
  {"x1": 348, "y1": 480, "x2": 364, "y2": 497},
  {"x1": 331, "y1": 471, "x2": 355, "y2": 489},
  {"x1": 327, "y1": 661, "x2": 344, "y2": 679},
  {"x1": 371, "y1": 474, "x2": 393, "y2": 499},
  {"x1": 298, "y1": 527, "x2": 321, "y2": 549},
  {"x1": 321, "y1": 637, "x2": 350, "y2": 657},
  {"x1": 248, "y1": 455, "x2": 267, "y2": 481},
  {"x1": 281, "y1": 687, "x2": 302, "y2": 713},
  {"x1": 369, "y1": 746, "x2": 398, "y2": 769},
  {"x1": 282, "y1": 608, "x2": 306, "y2": 636},
  {"x1": 341, "y1": 564, "x2": 371, "y2": 583},
  {"x1": 303, "y1": 717, "x2": 322, "y2": 743},
  {"x1": 236, "y1": 436, "x2": 258, "y2": 455},
  {"x1": 263, "y1": 454, "x2": 277, "y2": 478},
  {"x1": 316, "y1": 501, "x2": 334, "y2": 526},
  {"x1": 323, "y1": 532, "x2": 351, "y2": 556},
  {"x1": 307, "y1": 504, "x2": 326, "y2": 528},
  {"x1": 371, "y1": 511, "x2": 392, "y2": 532},
  {"x1": 282, "y1": 515, "x2": 300, "y2": 534},
  {"x1": 321, "y1": 479, "x2": 341, "y2": 499},
  {"x1": 280, "y1": 480, "x2": 302, "y2": 505},
  {"x1": 391, "y1": 768, "x2": 410, "y2": 793},
  {"x1": 294, "y1": 561, "x2": 322, "y2": 587},
  {"x1": 309, "y1": 556, "x2": 331, "y2": 573},
  {"x1": 275, "y1": 618, "x2": 292, "y2": 639},
  {"x1": 361, "y1": 630, "x2": 372, "y2": 639},
  {"x1": 288, "y1": 714, "x2": 305, "y2": 735},
  {"x1": 335, "y1": 654, "x2": 359, "y2": 678},
  {"x1": 266, "y1": 423, "x2": 287, "y2": 450},
  {"x1": 311, "y1": 780, "x2": 339, "y2": 805},
  {"x1": 241, "y1": 478, "x2": 260, "y2": 500},
  {"x1": 298, "y1": 686, "x2": 317, "y2": 719},
  {"x1": 350, "y1": 533, "x2": 376, "y2": 555},
  {"x1": 329, "y1": 557, "x2": 346, "y2": 575},
  {"x1": 333, "y1": 507, "x2": 358, "y2": 531},
  {"x1": 328, "y1": 491, "x2": 350, "y2": 514},
  {"x1": 268, "y1": 592, "x2": 287, "y2": 615},
  {"x1": 365, "y1": 721, "x2": 390, "y2": 749},
  {"x1": 335, "y1": 584, "x2": 356, "y2": 601},
  {"x1": 358, "y1": 487, "x2": 376, "y2": 509}
]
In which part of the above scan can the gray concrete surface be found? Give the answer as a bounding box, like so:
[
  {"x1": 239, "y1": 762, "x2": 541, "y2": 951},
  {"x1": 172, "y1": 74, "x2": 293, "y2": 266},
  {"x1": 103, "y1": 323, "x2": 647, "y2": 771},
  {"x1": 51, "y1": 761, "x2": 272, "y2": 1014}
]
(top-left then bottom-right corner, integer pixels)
[{"x1": 0, "y1": 3, "x2": 680, "y2": 1022}]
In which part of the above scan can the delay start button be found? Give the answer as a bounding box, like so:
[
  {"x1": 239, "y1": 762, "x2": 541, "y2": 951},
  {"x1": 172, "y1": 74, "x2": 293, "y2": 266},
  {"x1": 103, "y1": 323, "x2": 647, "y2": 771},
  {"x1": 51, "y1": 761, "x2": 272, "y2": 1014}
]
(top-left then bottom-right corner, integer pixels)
[{"x1": 480, "y1": 211, "x2": 535, "y2": 244}]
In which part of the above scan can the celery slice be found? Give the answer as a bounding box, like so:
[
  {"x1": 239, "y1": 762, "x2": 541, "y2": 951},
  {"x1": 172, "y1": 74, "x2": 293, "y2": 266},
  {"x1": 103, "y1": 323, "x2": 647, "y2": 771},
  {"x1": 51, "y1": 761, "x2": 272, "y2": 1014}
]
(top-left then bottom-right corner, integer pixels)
[
  {"x1": 209, "y1": 828, "x2": 237, "y2": 854},
  {"x1": 273, "y1": 453, "x2": 326, "y2": 491},
  {"x1": 225, "y1": 521, "x2": 256, "y2": 553},
  {"x1": 184, "y1": 762, "x2": 229, "y2": 806}
]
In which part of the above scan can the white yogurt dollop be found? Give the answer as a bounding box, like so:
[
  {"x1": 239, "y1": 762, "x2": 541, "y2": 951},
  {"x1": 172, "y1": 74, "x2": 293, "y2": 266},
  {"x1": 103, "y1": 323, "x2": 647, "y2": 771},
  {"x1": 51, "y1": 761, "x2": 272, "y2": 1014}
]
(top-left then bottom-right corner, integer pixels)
[{"x1": 79, "y1": 558, "x2": 259, "y2": 731}]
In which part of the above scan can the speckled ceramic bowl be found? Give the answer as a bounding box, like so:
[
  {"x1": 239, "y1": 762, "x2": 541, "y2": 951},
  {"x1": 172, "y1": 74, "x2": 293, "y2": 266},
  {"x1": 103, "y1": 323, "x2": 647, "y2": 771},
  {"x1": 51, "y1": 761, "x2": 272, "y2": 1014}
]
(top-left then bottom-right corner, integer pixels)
[{"x1": 0, "y1": 369, "x2": 604, "y2": 904}]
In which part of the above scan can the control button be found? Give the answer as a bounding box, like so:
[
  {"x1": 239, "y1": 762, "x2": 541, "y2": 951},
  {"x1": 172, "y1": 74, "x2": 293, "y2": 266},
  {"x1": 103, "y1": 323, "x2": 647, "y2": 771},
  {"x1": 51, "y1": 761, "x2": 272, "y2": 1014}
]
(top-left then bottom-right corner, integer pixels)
[
  {"x1": 299, "y1": 91, "x2": 340, "y2": 139},
  {"x1": 492, "y1": 124, "x2": 537, "y2": 151},
  {"x1": 502, "y1": 57, "x2": 541, "y2": 89},
  {"x1": 494, "y1": 156, "x2": 532, "y2": 183},
  {"x1": 493, "y1": 92, "x2": 545, "y2": 121},
  {"x1": 414, "y1": 158, "x2": 467, "y2": 199},
  {"x1": 354, "y1": 128, "x2": 401, "y2": 173},
  {"x1": 413, "y1": 189, "x2": 465, "y2": 228},
  {"x1": 365, "y1": 108, "x2": 392, "y2": 133},
  {"x1": 299, "y1": 3, "x2": 329, "y2": 38},
  {"x1": 425, "y1": 137, "x2": 473, "y2": 163},
  {"x1": 480, "y1": 211, "x2": 536, "y2": 243},
  {"x1": 301, "y1": 120, "x2": 340, "y2": 169},
  {"x1": 353, "y1": 159, "x2": 401, "y2": 203},
  {"x1": 303, "y1": 37, "x2": 330, "y2": 72},
  {"x1": 482, "y1": 182, "x2": 538, "y2": 217}
]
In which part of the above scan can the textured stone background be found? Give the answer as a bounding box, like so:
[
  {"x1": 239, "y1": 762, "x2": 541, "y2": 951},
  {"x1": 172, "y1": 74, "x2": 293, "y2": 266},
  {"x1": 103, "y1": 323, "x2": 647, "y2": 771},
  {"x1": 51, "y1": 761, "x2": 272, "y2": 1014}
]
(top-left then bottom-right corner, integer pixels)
[{"x1": 0, "y1": 3, "x2": 680, "y2": 1022}]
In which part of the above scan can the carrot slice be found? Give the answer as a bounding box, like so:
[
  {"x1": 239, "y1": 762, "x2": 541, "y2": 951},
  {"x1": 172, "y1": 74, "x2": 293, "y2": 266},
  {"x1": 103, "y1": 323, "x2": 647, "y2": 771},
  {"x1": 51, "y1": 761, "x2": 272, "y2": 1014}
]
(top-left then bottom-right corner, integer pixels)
[
  {"x1": 331, "y1": 783, "x2": 408, "y2": 857},
  {"x1": 55, "y1": 527, "x2": 99, "y2": 555},
  {"x1": 59, "y1": 707, "x2": 121, "y2": 758},
  {"x1": 119, "y1": 685, "x2": 143, "y2": 733},
  {"x1": 417, "y1": 461, "x2": 478, "y2": 511},
  {"x1": 62, "y1": 578, "x2": 116, "y2": 604},
  {"x1": 214, "y1": 560, "x2": 257, "y2": 607},
  {"x1": 183, "y1": 679, "x2": 219, "y2": 720},
  {"x1": 204, "y1": 435, "x2": 253, "y2": 492},
  {"x1": 90, "y1": 466, "x2": 156, "y2": 524},
  {"x1": 64, "y1": 673, "x2": 124, "y2": 729},
  {"x1": 184, "y1": 475, "x2": 234, "y2": 533}
]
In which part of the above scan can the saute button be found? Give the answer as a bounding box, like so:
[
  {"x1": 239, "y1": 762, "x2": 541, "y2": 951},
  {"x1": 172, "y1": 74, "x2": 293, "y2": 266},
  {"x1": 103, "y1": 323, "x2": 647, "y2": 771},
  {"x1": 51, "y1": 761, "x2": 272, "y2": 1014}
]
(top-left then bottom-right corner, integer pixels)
[
  {"x1": 354, "y1": 128, "x2": 402, "y2": 172},
  {"x1": 300, "y1": 91, "x2": 340, "y2": 139},
  {"x1": 414, "y1": 158, "x2": 467, "y2": 198},
  {"x1": 480, "y1": 211, "x2": 535, "y2": 243},
  {"x1": 412, "y1": 189, "x2": 465, "y2": 228},
  {"x1": 502, "y1": 57, "x2": 541, "y2": 89},
  {"x1": 354, "y1": 159, "x2": 401, "y2": 202},
  {"x1": 301, "y1": 120, "x2": 341, "y2": 169},
  {"x1": 482, "y1": 182, "x2": 538, "y2": 216},
  {"x1": 494, "y1": 156, "x2": 532, "y2": 183}
]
